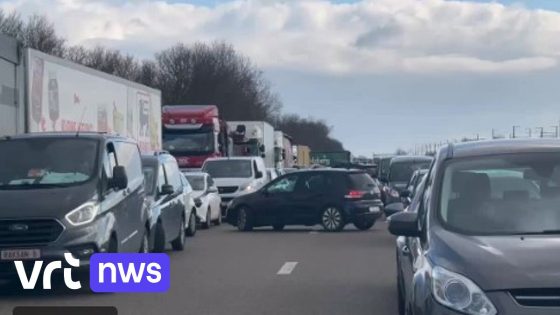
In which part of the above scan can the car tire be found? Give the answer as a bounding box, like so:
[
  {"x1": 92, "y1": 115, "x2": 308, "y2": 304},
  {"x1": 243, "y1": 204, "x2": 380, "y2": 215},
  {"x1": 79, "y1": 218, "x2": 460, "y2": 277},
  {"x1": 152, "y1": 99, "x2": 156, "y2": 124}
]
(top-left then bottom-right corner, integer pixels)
[
  {"x1": 152, "y1": 221, "x2": 166, "y2": 253},
  {"x1": 273, "y1": 224, "x2": 285, "y2": 231},
  {"x1": 186, "y1": 211, "x2": 197, "y2": 237},
  {"x1": 354, "y1": 219, "x2": 375, "y2": 231},
  {"x1": 171, "y1": 215, "x2": 186, "y2": 251},
  {"x1": 321, "y1": 206, "x2": 345, "y2": 232},
  {"x1": 139, "y1": 228, "x2": 149, "y2": 253},
  {"x1": 202, "y1": 209, "x2": 211, "y2": 229},
  {"x1": 214, "y1": 208, "x2": 222, "y2": 226},
  {"x1": 237, "y1": 207, "x2": 253, "y2": 232}
]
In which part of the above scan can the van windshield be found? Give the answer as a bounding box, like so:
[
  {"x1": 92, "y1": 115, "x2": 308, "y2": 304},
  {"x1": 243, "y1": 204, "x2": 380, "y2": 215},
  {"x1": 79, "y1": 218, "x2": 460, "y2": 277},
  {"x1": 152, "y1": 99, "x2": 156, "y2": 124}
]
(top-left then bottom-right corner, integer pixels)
[
  {"x1": 389, "y1": 160, "x2": 431, "y2": 183},
  {"x1": 440, "y1": 153, "x2": 560, "y2": 236},
  {"x1": 202, "y1": 160, "x2": 252, "y2": 178},
  {"x1": 0, "y1": 138, "x2": 98, "y2": 189}
]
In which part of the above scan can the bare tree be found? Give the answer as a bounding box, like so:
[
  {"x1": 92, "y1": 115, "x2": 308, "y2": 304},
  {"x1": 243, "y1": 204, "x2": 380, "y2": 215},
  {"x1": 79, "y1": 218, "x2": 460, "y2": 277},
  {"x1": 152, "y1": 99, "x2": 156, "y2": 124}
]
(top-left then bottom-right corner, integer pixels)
[{"x1": 23, "y1": 15, "x2": 66, "y2": 57}]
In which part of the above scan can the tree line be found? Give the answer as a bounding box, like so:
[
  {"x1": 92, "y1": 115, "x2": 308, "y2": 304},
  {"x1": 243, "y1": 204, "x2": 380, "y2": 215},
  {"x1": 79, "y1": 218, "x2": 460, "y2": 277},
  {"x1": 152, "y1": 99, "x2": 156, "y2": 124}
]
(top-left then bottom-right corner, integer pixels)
[{"x1": 0, "y1": 10, "x2": 344, "y2": 151}]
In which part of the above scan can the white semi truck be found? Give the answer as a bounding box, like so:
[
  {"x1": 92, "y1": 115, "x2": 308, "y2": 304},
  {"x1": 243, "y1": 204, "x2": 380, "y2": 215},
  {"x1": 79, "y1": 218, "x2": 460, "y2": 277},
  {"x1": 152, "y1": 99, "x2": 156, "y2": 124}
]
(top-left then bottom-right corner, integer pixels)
[
  {"x1": 0, "y1": 36, "x2": 162, "y2": 152},
  {"x1": 228, "y1": 121, "x2": 275, "y2": 168}
]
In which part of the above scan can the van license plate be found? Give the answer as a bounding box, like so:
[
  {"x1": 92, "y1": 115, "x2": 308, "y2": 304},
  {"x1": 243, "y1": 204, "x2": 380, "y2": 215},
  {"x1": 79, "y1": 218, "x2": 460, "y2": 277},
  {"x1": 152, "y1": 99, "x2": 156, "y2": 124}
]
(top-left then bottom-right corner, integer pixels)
[{"x1": 1, "y1": 249, "x2": 40, "y2": 261}]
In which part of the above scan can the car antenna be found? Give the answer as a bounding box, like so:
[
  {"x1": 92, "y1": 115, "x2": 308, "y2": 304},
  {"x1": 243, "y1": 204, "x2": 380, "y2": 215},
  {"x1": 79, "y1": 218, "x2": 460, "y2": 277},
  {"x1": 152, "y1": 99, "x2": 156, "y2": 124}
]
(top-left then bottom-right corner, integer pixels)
[{"x1": 75, "y1": 106, "x2": 88, "y2": 137}]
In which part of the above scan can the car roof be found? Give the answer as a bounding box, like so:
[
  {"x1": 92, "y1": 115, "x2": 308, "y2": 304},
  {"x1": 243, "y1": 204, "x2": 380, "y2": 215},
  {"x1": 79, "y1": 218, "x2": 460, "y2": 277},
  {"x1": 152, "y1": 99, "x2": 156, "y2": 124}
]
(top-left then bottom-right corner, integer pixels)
[
  {"x1": 183, "y1": 172, "x2": 207, "y2": 177},
  {"x1": 205, "y1": 157, "x2": 261, "y2": 162},
  {"x1": 141, "y1": 153, "x2": 177, "y2": 165},
  {"x1": 2, "y1": 132, "x2": 133, "y2": 142},
  {"x1": 288, "y1": 168, "x2": 367, "y2": 175},
  {"x1": 441, "y1": 139, "x2": 560, "y2": 159}
]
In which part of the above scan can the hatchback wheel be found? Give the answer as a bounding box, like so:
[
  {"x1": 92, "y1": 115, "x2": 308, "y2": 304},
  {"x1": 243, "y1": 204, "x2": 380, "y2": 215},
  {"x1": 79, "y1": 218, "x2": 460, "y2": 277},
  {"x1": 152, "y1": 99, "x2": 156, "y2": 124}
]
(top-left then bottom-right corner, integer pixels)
[
  {"x1": 237, "y1": 207, "x2": 253, "y2": 231},
  {"x1": 171, "y1": 216, "x2": 186, "y2": 251},
  {"x1": 354, "y1": 219, "x2": 375, "y2": 231},
  {"x1": 186, "y1": 211, "x2": 197, "y2": 237},
  {"x1": 202, "y1": 209, "x2": 211, "y2": 229},
  {"x1": 321, "y1": 206, "x2": 344, "y2": 232}
]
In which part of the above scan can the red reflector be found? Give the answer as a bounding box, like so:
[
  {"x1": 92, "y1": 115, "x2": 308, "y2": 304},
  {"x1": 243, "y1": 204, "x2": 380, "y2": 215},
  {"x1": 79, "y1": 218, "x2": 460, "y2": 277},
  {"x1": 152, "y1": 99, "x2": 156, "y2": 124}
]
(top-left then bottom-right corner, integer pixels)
[{"x1": 345, "y1": 190, "x2": 365, "y2": 199}]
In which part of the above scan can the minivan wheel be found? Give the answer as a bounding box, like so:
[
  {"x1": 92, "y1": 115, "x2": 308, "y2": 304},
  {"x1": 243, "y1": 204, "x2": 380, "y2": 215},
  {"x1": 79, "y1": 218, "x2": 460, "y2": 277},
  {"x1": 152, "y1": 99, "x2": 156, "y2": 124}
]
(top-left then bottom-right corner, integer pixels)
[
  {"x1": 139, "y1": 229, "x2": 149, "y2": 253},
  {"x1": 354, "y1": 219, "x2": 375, "y2": 231},
  {"x1": 171, "y1": 216, "x2": 186, "y2": 251},
  {"x1": 321, "y1": 206, "x2": 344, "y2": 232},
  {"x1": 237, "y1": 207, "x2": 253, "y2": 232},
  {"x1": 186, "y1": 211, "x2": 197, "y2": 237},
  {"x1": 152, "y1": 221, "x2": 166, "y2": 253},
  {"x1": 202, "y1": 209, "x2": 211, "y2": 229}
]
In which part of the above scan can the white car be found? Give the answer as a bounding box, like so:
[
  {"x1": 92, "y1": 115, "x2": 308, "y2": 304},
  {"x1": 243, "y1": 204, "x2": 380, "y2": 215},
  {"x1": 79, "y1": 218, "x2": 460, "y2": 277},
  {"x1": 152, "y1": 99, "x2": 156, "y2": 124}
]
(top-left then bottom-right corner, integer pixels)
[
  {"x1": 184, "y1": 172, "x2": 222, "y2": 229},
  {"x1": 266, "y1": 168, "x2": 280, "y2": 181}
]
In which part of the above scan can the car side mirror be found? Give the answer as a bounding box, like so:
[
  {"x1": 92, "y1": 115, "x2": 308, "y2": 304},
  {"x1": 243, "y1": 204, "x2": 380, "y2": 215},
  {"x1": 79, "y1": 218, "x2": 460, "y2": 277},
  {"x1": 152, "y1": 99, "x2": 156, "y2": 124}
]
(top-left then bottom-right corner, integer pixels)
[
  {"x1": 384, "y1": 202, "x2": 405, "y2": 217},
  {"x1": 400, "y1": 190, "x2": 411, "y2": 198},
  {"x1": 160, "y1": 184, "x2": 174, "y2": 195},
  {"x1": 256, "y1": 171, "x2": 264, "y2": 179},
  {"x1": 208, "y1": 187, "x2": 218, "y2": 193},
  {"x1": 194, "y1": 198, "x2": 202, "y2": 208},
  {"x1": 111, "y1": 166, "x2": 128, "y2": 190},
  {"x1": 388, "y1": 211, "x2": 420, "y2": 237}
]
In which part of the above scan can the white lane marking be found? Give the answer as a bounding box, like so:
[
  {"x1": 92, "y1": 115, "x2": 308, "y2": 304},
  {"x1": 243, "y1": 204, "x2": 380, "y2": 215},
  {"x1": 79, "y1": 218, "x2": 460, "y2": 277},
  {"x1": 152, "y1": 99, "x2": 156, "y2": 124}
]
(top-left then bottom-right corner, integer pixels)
[
  {"x1": 277, "y1": 262, "x2": 298, "y2": 275},
  {"x1": 121, "y1": 230, "x2": 138, "y2": 245}
]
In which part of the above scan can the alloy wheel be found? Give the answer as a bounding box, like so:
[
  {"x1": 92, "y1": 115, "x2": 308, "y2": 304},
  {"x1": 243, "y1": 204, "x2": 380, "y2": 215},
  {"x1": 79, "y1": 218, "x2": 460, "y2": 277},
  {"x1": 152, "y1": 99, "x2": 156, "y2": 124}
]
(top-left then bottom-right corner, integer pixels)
[{"x1": 322, "y1": 207, "x2": 343, "y2": 231}]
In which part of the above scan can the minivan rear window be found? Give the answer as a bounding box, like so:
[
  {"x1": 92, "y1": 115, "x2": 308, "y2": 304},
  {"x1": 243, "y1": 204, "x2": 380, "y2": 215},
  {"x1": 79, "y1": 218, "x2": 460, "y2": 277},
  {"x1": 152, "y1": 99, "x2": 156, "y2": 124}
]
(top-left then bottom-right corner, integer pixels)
[{"x1": 348, "y1": 173, "x2": 375, "y2": 190}]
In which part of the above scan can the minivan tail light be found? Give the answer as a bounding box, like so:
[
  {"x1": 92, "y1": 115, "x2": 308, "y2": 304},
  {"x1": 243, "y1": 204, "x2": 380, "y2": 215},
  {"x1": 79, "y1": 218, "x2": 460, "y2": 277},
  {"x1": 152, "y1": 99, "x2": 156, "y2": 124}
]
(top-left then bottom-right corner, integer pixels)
[{"x1": 345, "y1": 190, "x2": 365, "y2": 199}]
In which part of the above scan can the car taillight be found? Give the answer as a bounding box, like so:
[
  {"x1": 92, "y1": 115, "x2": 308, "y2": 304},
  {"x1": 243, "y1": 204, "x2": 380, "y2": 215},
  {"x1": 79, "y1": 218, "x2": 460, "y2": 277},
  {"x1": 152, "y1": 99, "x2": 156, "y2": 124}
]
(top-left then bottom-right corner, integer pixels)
[{"x1": 345, "y1": 190, "x2": 365, "y2": 199}]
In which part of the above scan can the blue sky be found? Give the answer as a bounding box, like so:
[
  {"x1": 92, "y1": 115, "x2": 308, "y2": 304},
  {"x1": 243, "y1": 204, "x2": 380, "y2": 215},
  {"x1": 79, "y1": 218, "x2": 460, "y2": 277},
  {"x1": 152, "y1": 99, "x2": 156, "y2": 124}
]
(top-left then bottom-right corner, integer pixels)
[{"x1": 3, "y1": 0, "x2": 560, "y2": 155}]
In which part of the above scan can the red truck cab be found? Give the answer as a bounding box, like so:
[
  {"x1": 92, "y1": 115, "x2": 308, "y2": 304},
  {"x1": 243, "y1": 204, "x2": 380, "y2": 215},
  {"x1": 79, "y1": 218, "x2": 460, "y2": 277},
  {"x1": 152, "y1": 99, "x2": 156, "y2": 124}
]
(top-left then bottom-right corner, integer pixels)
[{"x1": 162, "y1": 105, "x2": 229, "y2": 170}]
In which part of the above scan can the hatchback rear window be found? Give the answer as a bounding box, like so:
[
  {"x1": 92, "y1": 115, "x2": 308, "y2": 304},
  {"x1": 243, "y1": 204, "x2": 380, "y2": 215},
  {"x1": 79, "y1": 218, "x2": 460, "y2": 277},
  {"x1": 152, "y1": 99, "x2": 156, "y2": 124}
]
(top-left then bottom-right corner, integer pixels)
[{"x1": 348, "y1": 173, "x2": 375, "y2": 190}]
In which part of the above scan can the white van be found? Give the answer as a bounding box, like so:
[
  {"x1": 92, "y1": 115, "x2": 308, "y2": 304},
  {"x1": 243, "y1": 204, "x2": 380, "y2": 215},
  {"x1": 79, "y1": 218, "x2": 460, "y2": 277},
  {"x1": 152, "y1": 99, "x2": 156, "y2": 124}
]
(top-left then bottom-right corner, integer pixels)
[{"x1": 201, "y1": 157, "x2": 268, "y2": 215}]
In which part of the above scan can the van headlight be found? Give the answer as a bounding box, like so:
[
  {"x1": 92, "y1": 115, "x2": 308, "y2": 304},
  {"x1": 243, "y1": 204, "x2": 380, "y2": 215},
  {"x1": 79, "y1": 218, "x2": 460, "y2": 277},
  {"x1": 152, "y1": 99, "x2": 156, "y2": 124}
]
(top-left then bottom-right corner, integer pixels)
[
  {"x1": 65, "y1": 202, "x2": 100, "y2": 226},
  {"x1": 432, "y1": 266, "x2": 497, "y2": 315}
]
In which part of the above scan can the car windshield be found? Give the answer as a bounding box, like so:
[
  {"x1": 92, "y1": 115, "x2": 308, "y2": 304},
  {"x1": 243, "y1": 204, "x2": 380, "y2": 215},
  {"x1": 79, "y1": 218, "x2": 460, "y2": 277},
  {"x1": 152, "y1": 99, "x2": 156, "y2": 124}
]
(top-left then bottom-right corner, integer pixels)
[
  {"x1": 185, "y1": 175, "x2": 205, "y2": 190},
  {"x1": 0, "y1": 138, "x2": 98, "y2": 189},
  {"x1": 143, "y1": 165, "x2": 157, "y2": 196},
  {"x1": 163, "y1": 130, "x2": 214, "y2": 155},
  {"x1": 440, "y1": 153, "x2": 560, "y2": 236},
  {"x1": 202, "y1": 160, "x2": 252, "y2": 178},
  {"x1": 389, "y1": 161, "x2": 431, "y2": 183}
]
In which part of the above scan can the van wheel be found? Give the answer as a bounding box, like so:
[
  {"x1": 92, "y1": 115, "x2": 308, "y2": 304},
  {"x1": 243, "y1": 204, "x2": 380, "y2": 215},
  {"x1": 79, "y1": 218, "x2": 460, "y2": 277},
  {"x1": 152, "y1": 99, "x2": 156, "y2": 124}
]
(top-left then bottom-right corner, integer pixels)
[
  {"x1": 186, "y1": 211, "x2": 197, "y2": 237},
  {"x1": 139, "y1": 229, "x2": 149, "y2": 253},
  {"x1": 152, "y1": 222, "x2": 166, "y2": 252},
  {"x1": 237, "y1": 207, "x2": 253, "y2": 232},
  {"x1": 354, "y1": 219, "x2": 375, "y2": 231},
  {"x1": 321, "y1": 206, "x2": 345, "y2": 232},
  {"x1": 202, "y1": 209, "x2": 211, "y2": 229},
  {"x1": 171, "y1": 216, "x2": 186, "y2": 251}
]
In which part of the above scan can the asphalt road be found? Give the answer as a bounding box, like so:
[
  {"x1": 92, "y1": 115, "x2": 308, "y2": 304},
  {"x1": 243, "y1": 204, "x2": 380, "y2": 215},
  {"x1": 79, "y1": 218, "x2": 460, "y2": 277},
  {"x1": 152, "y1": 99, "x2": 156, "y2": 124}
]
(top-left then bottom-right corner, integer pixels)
[{"x1": 0, "y1": 222, "x2": 398, "y2": 315}]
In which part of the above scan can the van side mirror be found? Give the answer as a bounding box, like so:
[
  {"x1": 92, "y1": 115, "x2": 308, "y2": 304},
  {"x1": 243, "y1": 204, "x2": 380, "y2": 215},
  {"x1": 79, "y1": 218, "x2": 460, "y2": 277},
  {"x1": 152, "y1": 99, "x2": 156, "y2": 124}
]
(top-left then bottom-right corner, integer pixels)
[
  {"x1": 111, "y1": 166, "x2": 128, "y2": 190},
  {"x1": 160, "y1": 184, "x2": 174, "y2": 195},
  {"x1": 388, "y1": 211, "x2": 420, "y2": 237},
  {"x1": 207, "y1": 186, "x2": 218, "y2": 193},
  {"x1": 256, "y1": 170, "x2": 264, "y2": 179}
]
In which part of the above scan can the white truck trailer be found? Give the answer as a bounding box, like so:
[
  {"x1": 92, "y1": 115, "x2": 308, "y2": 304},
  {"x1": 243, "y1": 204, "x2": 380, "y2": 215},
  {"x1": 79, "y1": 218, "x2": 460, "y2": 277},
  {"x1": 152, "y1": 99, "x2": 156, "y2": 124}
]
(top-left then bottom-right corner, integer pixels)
[
  {"x1": 228, "y1": 121, "x2": 275, "y2": 168},
  {"x1": 0, "y1": 36, "x2": 162, "y2": 152}
]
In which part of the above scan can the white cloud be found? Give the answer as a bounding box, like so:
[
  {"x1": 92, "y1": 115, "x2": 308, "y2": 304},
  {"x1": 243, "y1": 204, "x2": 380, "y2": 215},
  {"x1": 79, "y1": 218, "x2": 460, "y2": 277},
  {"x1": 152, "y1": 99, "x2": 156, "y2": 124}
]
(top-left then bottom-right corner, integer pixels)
[{"x1": 3, "y1": 0, "x2": 560, "y2": 74}]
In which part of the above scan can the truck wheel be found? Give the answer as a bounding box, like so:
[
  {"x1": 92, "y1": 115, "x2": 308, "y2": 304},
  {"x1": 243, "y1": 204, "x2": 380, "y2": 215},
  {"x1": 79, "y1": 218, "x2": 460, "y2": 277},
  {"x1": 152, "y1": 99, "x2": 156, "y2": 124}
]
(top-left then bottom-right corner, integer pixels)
[
  {"x1": 321, "y1": 206, "x2": 345, "y2": 232},
  {"x1": 237, "y1": 207, "x2": 253, "y2": 232}
]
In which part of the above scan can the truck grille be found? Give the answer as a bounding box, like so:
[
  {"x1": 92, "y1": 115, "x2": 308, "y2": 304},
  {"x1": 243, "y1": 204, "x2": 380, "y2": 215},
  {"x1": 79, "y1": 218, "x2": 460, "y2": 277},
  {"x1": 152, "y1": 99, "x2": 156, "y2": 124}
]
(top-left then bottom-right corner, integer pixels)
[
  {"x1": 0, "y1": 219, "x2": 64, "y2": 247},
  {"x1": 511, "y1": 289, "x2": 560, "y2": 307},
  {"x1": 218, "y1": 186, "x2": 238, "y2": 194}
]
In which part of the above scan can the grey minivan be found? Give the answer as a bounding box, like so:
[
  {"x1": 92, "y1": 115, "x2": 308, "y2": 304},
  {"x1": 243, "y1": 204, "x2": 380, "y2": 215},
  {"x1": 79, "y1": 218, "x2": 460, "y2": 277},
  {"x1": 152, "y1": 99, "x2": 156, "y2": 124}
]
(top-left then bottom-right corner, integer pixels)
[
  {"x1": 0, "y1": 133, "x2": 148, "y2": 279},
  {"x1": 390, "y1": 139, "x2": 560, "y2": 315}
]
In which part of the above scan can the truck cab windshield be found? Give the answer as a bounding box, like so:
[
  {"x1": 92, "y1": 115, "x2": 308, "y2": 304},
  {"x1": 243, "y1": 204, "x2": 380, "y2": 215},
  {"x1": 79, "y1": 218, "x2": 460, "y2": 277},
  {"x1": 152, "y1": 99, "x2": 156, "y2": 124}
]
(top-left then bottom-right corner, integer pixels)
[
  {"x1": 202, "y1": 160, "x2": 252, "y2": 178},
  {"x1": 0, "y1": 138, "x2": 98, "y2": 189},
  {"x1": 163, "y1": 129, "x2": 215, "y2": 156}
]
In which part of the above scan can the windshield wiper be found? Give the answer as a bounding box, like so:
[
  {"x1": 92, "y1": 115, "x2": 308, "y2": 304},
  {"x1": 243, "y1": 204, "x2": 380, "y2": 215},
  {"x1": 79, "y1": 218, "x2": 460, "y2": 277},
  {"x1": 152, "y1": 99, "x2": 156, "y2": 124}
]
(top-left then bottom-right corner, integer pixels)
[{"x1": 511, "y1": 230, "x2": 560, "y2": 236}]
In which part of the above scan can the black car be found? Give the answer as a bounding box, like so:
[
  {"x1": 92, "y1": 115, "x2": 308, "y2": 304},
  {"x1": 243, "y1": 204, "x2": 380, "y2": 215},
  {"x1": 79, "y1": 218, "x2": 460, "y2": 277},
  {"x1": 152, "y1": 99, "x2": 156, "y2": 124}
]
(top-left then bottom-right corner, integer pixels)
[
  {"x1": 381, "y1": 155, "x2": 432, "y2": 204},
  {"x1": 390, "y1": 139, "x2": 560, "y2": 315},
  {"x1": 226, "y1": 169, "x2": 384, "y2": 232},
  {"x1": 0, "y1": 133, "x2": 148, "y2": 279},
  {"x1": 142, "y1": 153, "x2": 196, "y2": 252}
]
